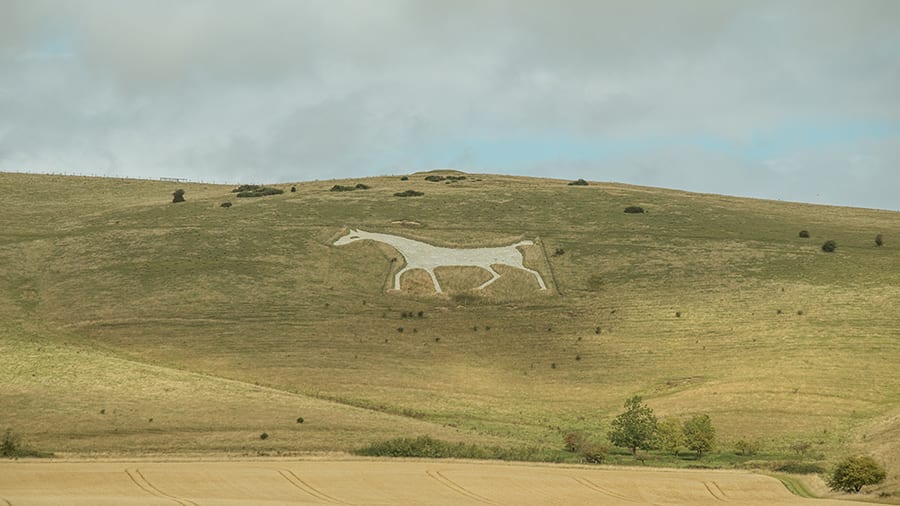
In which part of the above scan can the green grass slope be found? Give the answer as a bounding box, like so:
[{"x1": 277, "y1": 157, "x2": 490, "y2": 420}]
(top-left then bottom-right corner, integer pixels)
[{"x1": 1, "y1": 171, "x2": 898, "y2": 492}]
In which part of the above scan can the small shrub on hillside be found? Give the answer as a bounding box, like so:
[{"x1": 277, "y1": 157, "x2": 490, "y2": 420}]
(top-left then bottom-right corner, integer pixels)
[
  {"x1": 233, "y1": 184, "x2": 261, "y2": 193},
  {"x1": 1, "y1": 429, "x2": 21, "y2": 457},
  {"x1": 580, "y1": 441, "x2": 609, "y2": 464},
  {"x1": 1, "y1": 429, "x2": 47, "y2": 458},
  {"x1": 568, "y1": 178, "x2": 589, "y2": 186},
  {"x1": 875, "y1": 234, "x2": 883, "y2": 247},
  {"x1": 172, "y1": 189, "x2": 185, "y2": 203},
  {"x1": 624, "y1": 206, "x2": 645, "y2": 214},
  {"x1": 821, "y1": 240, "x2": 837, "y2": 253},
  {"x1": 790, "y1": 441, "x2": 812, "y2": 456},
  {"x1": 563, "y1": 431, "x2": 585, "y2": 452},
  {"x1": 296, "y1": 417, "x2": 304, "y2": 424},
  {"x1": 394, "y1": 190, "x2": 424, "y2": 197},
  {"x1": 734, "y1": 439, "x2": 760, "y2": 456},
  {"x1": 355, "y1": 183, "x2": 370, "y2": 190},
  {"x1": 290, "y1": 186, "x2": 297, "y2": 192},
  {"x1": 400, "y1": 176, "x2": 409, "y2": 181},
  {"x1": 553, "y1": 248, "x2": 565, "y2": 256},
  {"x1": 220, "y1": 201, "x2": 232, "y2": 208},
  {"x1": 259, "y1": 432, "x2": 269, "y2": 440},
  {"x1": 799, "y1": 230, "x2": 810, "y2": 238}
]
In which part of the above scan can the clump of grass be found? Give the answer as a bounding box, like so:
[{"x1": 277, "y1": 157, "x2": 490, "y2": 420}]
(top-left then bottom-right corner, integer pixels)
[
  {"x1": 821, "y1": 240, "x2": 836, "y2": 253},
  {"x1": 624, "y1": 206, "x2": 645, "y2": 214},
  {"x1": 394, "y1": 190, "x2": 424, "y2": 197},
  {"x1": 568, "y1": 178, "x2": 589, "y2": 186},
  {"x1": 260, "y1": 432, "x2": 269, "y2": 440},
  {"x1": 799, "y1": 230, "x2": 810, "y2": 238}
]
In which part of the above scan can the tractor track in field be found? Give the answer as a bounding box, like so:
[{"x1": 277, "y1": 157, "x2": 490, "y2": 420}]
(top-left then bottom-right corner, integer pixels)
[
  {"x1": 572, "y1": 475, "x2": 642, "y2": 503},
  {"x1": 279, "y1": 469, "x2": 349, "y2": 505},
  {"x1": 125, "y1": 468, "x2": 199, "y2": 506},
  {"x1": 704, "y1": 481, "x2": 728, "y2": 501},
  {"x1": 425, "y1": 469, "x2": 501, "y2": 505}
]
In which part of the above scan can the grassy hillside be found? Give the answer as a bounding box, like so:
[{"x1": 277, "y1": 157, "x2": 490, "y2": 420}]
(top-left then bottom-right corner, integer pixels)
[{"x1": 1, "y1": 171, "x2": 898, "y2": 492}]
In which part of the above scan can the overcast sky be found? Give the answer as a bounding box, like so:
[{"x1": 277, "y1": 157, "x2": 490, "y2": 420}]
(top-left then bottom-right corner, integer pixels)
[{"x1": 2, "y1": 1, "x2": 899, "y2": 210}]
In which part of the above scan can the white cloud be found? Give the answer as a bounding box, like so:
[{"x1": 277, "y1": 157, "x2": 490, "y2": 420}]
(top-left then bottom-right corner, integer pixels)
[{"x1": 1, "y1": 0, "x2": 899, "y2": 208}]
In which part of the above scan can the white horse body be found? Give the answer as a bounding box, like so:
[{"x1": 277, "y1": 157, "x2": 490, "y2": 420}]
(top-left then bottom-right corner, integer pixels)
[{"x1": 334, "y1": 229, "x2": 547, "y2": 293}]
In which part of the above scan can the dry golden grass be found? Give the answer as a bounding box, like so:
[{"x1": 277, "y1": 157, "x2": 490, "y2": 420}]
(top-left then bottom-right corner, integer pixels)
[{"x1": 0, "y1": 459, "x2": 865, "y2": 505}]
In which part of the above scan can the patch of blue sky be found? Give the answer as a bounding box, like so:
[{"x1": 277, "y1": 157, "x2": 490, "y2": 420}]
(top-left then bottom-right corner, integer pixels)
[{"x1": 412, "y1": 120, "x2": 900, "y2": 169}]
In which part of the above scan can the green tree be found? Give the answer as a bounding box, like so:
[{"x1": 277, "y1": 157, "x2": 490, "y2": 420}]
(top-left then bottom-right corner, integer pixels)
[
  {"x1": 608, "y1": 396, "x2": 658, "y2": 455},
  {"x1": 654, "y1": 417, "x2": 684, "y2": 456},
  {"x1": 827, "y1": 455, "x2": 886, "y2": 493},
  {"x1": 683, "y1": 414, "x2": 715, "y2": 458}
]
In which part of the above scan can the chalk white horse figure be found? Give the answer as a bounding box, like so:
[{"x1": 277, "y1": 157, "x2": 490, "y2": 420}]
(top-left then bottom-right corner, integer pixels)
[{"x1": 334, "y1": 229, "x2": 547, "y2": 293}]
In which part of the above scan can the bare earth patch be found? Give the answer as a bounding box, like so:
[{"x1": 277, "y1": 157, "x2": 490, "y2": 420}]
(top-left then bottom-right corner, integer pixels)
[{"x1": 0, "y1": 458, "x2": 863, "y2": 505}]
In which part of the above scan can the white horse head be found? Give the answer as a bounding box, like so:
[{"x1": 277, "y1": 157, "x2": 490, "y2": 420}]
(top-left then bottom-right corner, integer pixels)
[{"x1": 333, "y1": 228, "x2": 365, "y2": 246}]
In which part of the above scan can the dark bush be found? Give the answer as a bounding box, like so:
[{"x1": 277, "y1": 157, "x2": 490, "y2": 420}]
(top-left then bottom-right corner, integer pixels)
[
  {"x1": 296, "y1": 417, "x2": 304, "y2": 424},
  {"x1": 875, "y1": 234, "x2": 883, "y2": 247},
  {"x1": 563, "y1": 432, "x2": 583, "y2": 452},
  {"x1": 235, "y1": 186, "x2": 284, "y2": 198},
  {"x1": 1, "y1": 429, "x2": 21, "y2": 457},
  {"x1": 1, "y1": 429, "x2": 48, "y2": 458},
  {"x1": 172, "y1": 189, "x2": 185, "y2": 203},
  {"x1": 354, "y1": 435, "x2": 557, "y2": 462},
  {"x1": 580, "y1": 441, "x2": 610, "y2": 464},
  {"x1": 821, "y1": 240, "x2": 837, "y2": 253},
  {"x1": 394, "y1": 190, "x2": 424, "y2": 197},
  {"x1": 777, "y1": 462, "x2": 826, "y2": 474},
  {"x1": 400, "y1": 176, "x2": 409, "y2": 181},
  {"x1": 355, "y1": 183, "x2": 371, "y2": 190},
  {"x1": 624, "y1": 206, "x2": 645, "y2": 214},
  {"x1": 799, "y1": 230, "x2": 810, "y2": 238},
  {"x1": 568, "y1": 178, "x2": 589, "y2": 186},
  {"x1": 553, "y1": 248, "x2": 565, "y2": 256},
  {"x1": 424, "y1": 175, "x2": 466, "y2": 182},
  {"x1": 260, "y1": 432, "x2": 269, "y2": 440},
  {"x1": 290, "y1": 186, "x2": 297, "y2": 193},
  {"x1": 220, "y1": 201, "x2": 232, "y2": 208},
  {"x1": 734, "y1": 439, "x2": 760, "y2": 456}
]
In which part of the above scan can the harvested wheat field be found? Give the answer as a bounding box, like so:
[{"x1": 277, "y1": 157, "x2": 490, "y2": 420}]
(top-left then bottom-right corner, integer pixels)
[{"x1": 0, "y1": 459, "x2": 861, "y2": 506}]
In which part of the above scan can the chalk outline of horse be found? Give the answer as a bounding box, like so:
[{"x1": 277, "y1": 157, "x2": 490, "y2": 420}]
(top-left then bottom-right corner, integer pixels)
[{"x1": 333, "y1": 229, "x2": 547, "y2": 293}]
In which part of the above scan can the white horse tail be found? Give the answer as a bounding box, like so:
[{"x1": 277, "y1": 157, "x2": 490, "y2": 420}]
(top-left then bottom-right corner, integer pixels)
[{"x1": 514, "y1": 240, "x2": 534, "y2": 247}]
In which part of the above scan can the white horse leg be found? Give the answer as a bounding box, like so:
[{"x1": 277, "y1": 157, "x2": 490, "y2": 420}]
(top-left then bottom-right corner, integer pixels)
[
  {"x1": 426, "y1": 269, "x2": 443, "y2": 293},
  {"x1": 476, "y1": 266, "x2": 501, "y2": 290},
  {"x1": 394, "y1": 266, "x2": 413, "y2": 290},
  {"x1": 521, "y1": 266, "x2": 547, "y2": 290}
]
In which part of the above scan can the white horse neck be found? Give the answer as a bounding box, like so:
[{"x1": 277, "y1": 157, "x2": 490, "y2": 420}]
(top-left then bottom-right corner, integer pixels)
[{"x1": 358, "y1": 231, "x2": 434, "y2": 254}]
